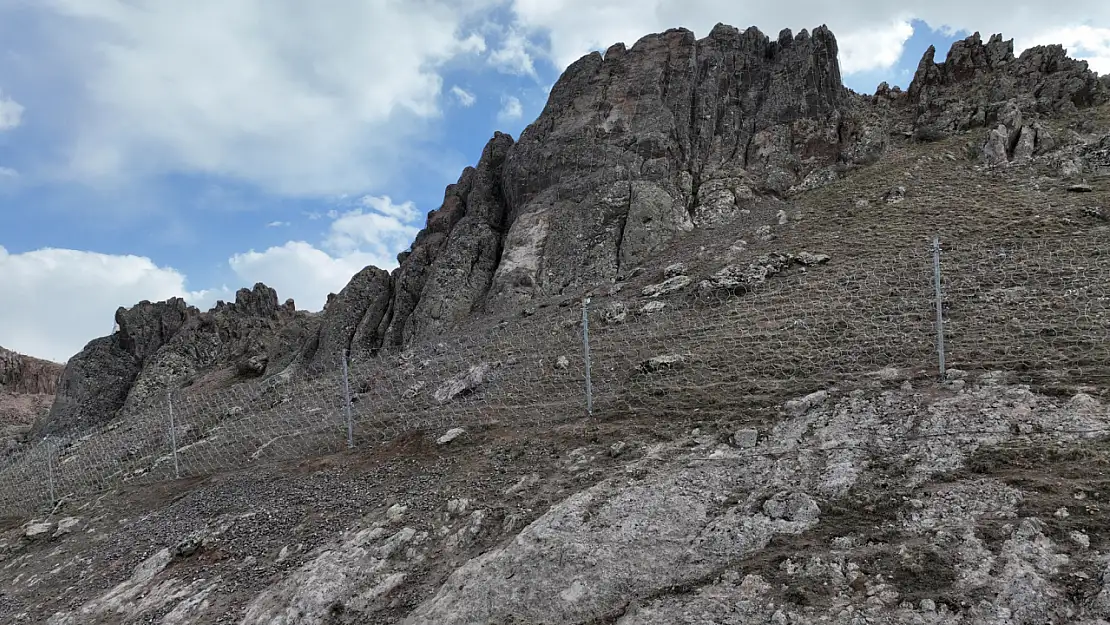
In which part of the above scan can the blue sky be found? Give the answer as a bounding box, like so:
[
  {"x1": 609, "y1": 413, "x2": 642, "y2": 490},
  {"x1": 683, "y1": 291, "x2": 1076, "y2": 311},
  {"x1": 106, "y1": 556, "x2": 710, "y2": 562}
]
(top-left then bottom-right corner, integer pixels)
[{"x1": 1, "y1": 1, "x2": 1108, "y2": 362}]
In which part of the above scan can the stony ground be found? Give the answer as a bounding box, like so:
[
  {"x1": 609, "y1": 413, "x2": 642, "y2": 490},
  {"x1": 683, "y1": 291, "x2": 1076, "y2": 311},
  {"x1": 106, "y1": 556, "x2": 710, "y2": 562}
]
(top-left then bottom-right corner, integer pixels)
[
  {"x1": 1, "y1": 103, "x2": 1109, "y2": 624},
  {"x1": 4, "y1": 375, "x2": 1110, "y2": 624}
]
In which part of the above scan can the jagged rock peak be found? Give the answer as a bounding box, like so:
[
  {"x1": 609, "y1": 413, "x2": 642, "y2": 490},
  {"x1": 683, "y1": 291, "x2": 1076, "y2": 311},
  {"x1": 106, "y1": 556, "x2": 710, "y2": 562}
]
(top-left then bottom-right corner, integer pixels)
[
  {"x1": 211, "y1": 282, "x2": 294, "y2": 316},
  {"x1": 37, "y1": 281, "x2": 314, "y2": 436},
  {"x1": 306, "y1": 21, "x2": 870, "y2": 365},
  {"x1": 906, "y1": 30, "x2": 1106, "y2": 141},
  {"x1": 909, "y1": 30, "x2": 1105, "y2": 106},
  {"x1": 113, "y1": 298, "x2": 194, "y2": 364}
]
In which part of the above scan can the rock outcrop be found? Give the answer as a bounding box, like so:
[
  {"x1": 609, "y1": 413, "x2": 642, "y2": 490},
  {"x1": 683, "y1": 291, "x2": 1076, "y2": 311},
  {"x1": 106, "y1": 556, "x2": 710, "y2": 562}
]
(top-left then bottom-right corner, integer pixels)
[
  {"x1": 298, "y1": 265, "x2": 393, "y2": 368},
  {"x1": 906, "y1": 32, "x2": 1107, "y2": 147},
  {"x1": 0, "y1": 347, "x2": 62, "y2": 398},
  {"x1": 36, "y1": 285, "x2": 317, "y2": 436},
  {"x1": 310, "y1": 24, "x2": 887, "y2": 361},
  {"x1": 25, "y1": 382, "x2": 1110, "y2": 624}
]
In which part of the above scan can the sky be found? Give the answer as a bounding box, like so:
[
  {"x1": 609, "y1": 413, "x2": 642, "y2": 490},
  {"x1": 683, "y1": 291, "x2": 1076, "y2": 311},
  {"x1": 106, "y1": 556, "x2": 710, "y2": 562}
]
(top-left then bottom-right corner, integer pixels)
[{"x1": 0, "y1": 1, "x2": 1108, "y2": 363}]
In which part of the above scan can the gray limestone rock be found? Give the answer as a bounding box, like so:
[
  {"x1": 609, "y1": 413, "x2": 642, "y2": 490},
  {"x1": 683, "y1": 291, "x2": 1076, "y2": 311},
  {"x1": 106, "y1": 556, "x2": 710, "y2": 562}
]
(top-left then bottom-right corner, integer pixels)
[
  {"x1": 433, "y1": 363, "x2": 495, "y2": 403},
  {"x1": 981, "y1": 124, "x2": 1012, "y2": 165},
  {"x1": 699, "y1": 252, "x2": 826, "y2": 294},
  {"x1": 1012, "y1": 125, "x2": 1037, "y2": 162}
]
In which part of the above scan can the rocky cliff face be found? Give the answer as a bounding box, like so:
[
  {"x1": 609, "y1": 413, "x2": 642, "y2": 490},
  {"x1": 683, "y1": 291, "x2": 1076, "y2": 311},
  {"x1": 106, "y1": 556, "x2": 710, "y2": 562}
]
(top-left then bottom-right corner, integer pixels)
[
  {"x1": 0, "y1": 347, "x2": 61, "y2": 398},
  {"x1": 320, "y1": 24, "x2": 889, "y2": 357},
  {"x1": 314, "y1": 25, "x2": 1108, "y2": 361},
  {"x1": 0, "y1": 347, "x2": 61, "y2": 453},
  {"x1": 0, "y1": 347, "x2": 61, "y2": 432},
  {"x1": 36, "y1": 285, "x2": 319, "y2": 436}
]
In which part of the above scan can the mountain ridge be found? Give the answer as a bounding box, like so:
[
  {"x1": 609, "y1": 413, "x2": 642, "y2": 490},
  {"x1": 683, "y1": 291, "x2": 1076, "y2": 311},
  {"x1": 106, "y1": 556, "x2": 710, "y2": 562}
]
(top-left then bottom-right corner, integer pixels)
[{"x1": 31, "y1": 24, "x2": 1110, "y2": 440}]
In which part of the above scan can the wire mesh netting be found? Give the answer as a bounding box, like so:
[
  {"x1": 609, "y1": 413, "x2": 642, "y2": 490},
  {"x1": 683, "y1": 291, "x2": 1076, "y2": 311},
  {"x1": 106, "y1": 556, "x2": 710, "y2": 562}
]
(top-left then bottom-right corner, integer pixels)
[{"x1": 0, "y1": 235, "x2": 1107, "y2": 517}]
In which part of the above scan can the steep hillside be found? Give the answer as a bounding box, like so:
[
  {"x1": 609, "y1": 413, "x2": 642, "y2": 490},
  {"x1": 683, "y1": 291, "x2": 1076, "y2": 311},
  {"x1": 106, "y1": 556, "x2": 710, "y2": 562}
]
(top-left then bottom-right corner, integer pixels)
[{"x1": 2, "y1": 24, "x2": 1110, "y2": 625}]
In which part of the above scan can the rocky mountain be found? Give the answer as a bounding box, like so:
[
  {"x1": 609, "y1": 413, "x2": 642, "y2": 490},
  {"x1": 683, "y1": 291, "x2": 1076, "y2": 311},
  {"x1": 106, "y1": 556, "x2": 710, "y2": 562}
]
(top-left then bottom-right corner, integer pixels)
[
  {"x1": 343, "y1": 24, "x2": 881, "y2": 355},
  {"x1": 5, "y1": 23, "x2": 1110, "y2": 624},
  {"x1": 38, "y1": 25, "x2": 1108, "y2": 439}
]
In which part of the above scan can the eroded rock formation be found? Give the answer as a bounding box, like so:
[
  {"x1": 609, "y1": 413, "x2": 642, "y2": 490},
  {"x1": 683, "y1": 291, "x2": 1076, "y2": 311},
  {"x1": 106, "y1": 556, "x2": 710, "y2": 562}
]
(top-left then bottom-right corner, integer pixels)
[
  {"x1": 310, "y1": 24, "x2": 888, "y2": 363},
  {"x1": 0, "y1": 347, "x2": 61, "y2": 398},
  {"x1": 36, "y1": 285, "x2": 317, "y2": 436},
  {"x1": 0, "y1": 347, "x2": 62, "y2": 453},
  {"x1": 312, "y1": 26, "x2": 1105, "y2": 364},
  {"x1": 906, "y1": 32, "x2": 1106, "y2": 150}
]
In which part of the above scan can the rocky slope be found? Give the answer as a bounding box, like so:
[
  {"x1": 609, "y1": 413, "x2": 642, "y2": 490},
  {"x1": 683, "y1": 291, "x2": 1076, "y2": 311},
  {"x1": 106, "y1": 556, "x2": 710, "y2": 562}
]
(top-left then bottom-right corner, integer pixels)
[
  {"x1": 7, "y1": 377, "x2": 1110, "y2": 625},
  {"x1": 2, "y1": 21, "x2": 1110, "y2": 624},
  {"x1": 35, "y1": 26, "x2": 1109, "y2": 439}
]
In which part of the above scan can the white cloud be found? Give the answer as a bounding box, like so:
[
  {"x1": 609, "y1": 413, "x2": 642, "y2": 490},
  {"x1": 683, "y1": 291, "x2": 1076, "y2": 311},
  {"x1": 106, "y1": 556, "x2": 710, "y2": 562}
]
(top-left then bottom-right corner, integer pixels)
[
  {"x1": 450, "y1": 85, "x2": 478, "y2": 107},
  {"x1": 266, "y1": 221, "x2": 290, "y2": 228},
  {"x1": 229, "y1": 195, "x2": 422, "y2": 311},
  {"x1": 229, "y1": 242, "x2": 386, "y2": 313},
  {"x1": 837, "y1": 20, "x2": 915, "y2": 74},
  {"x1": 358, "y1": 195, "x2": 421, "y2": 222},
  {"x1": 498, "y1": 95, "x2": 524, "y2": 122},
  {"x1": 325, "y1": 200, "x2": 421, "y2": 256},
  {"x1": 1023, "y1": 25, "x2": 1110, "y2": 75},
  {"x1": 26, "y1": 0, "x2": 497, "y2": 195},
  {"x1": 0, "y1": 246, "x2": 219, "y2": 362},
  {"x1": 0, "y1": 167, "x2": 17, "y2": 178},
  {"x1": 502, "y1": 1, "x2": 1110, "y2": 78},
  {"x1": 489, "y1": 28, "x2": 538, "y2": 76},
  {"x1": 0, "y1": 91, "x2": 23, "y2": 131}
]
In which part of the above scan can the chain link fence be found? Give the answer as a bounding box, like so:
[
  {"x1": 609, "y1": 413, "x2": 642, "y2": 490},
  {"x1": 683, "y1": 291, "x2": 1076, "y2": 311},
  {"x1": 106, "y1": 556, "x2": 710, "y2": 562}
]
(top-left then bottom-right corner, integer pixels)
[{"x1": 0, "y1": 234, "x2": 1107, "y2": 517}]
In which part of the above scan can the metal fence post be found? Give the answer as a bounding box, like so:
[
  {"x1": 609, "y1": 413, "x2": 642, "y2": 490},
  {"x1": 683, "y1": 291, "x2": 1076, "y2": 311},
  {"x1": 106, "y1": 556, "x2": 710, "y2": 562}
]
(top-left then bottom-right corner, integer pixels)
[
  {"x1": 46, "y1": 441, "x2": 56, "y2": 506},
  {"x1": 582, "y1": 297, "x2": 593, "y2": 416},
  {"x1": 167, "y1": 392, "x2": 180, "y2": 479},
  {"x1": 933, "y1": 236, "x2": 947, "y2": 379},
  {"x1": 342, "y1": 350, "x2": 354, "y2": 449}
]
